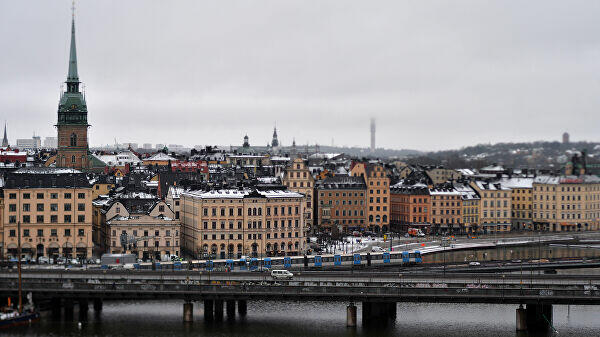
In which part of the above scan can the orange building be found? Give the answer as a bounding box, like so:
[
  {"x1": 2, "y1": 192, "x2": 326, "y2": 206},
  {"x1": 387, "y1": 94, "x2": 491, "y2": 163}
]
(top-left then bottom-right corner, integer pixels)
[{"x1": 350, "y1": 162, "x2": 390, "y2": 233}]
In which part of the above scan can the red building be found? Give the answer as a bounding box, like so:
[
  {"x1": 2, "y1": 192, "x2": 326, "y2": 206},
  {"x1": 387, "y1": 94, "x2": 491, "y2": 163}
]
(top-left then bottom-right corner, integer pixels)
[
  {"x1": 390, "y1": 184, "x2": 431, "y2": 233},
  {"x1": 0, "y1": 148, "x2": 27, "y2": 165},
  {"x1": 171, "y1": 160, "x2": 208, "y2": 173}
]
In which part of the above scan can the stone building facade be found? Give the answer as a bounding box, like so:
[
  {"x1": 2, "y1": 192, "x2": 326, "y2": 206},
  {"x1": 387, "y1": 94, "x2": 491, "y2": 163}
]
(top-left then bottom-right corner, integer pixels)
[{"x1": 181, "y1": 189, "x2": 306, "y2": 258}]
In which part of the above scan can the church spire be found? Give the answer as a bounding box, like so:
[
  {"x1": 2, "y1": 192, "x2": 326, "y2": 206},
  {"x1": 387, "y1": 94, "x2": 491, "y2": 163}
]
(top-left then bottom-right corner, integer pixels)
[
  {"x1": 66, "y1": 1, "x2": 79, "y2": 92},
  {"x1": 2, "y1": 122, "x2": 8, "y2": 148}
]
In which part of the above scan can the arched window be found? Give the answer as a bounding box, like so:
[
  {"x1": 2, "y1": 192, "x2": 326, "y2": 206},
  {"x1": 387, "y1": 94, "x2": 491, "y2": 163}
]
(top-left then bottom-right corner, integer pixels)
[
  {"x1": 369, "y1": 215, "x2": 374, "y2": 223},
  {"x1": 70, "y1": 133, "x2": 77, "y2": 147},
  {"x1": 71, "y1": 155, "x2": 76, "y2": 163}
]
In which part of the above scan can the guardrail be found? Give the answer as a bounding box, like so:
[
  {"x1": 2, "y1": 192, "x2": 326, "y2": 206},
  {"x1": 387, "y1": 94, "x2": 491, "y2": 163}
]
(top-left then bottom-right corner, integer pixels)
[{"x1": 0, "y1": 281, "x2": 599, "y2": 304}]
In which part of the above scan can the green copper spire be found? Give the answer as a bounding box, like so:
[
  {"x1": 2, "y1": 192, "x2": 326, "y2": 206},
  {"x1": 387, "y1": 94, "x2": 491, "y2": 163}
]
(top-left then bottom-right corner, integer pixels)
[
  {"x1": 67, "y1": 17, "x2": 78, "y2": 84},
  {"x1": 57, "y1": 1, "x2": 88, "y2": 126}
]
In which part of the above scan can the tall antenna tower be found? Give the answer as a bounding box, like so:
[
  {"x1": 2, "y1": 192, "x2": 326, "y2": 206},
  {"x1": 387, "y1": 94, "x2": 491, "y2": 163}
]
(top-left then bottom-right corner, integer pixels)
[{"x1": 370, "y1": 118, "x2": 376, "y2": 153}]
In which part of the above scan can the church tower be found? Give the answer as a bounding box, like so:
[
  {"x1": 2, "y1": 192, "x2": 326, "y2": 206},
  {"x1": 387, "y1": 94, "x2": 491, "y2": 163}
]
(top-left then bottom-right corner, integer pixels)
[{"x1": 56, "y1": 7, "x2": 89, "y2": 169}]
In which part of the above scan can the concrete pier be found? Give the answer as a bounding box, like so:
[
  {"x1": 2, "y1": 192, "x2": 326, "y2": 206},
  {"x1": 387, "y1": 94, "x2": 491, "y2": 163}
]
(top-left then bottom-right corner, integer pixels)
[
  {"x1": 214, "y1": 300, "x2": 224, "y2": 321},
  {"x1": 183, "y1": 301, "x2": 193, "y2": 322},
  {"x1": 346, "y1": 304, "x2": 357, "y2": 327},
  {"x1": 226, "y1": 300, "x2": 236, "y2": 320},
  {"x1": 387, "y1": 302, "x2": 397, "y2": 320},
  {"x1": 64, "y1": 298, "x2": 74, "y2": 319},
  {"x1": 237, "y1": 300, "x2": 247, "y2": 317},
  {"x1": 50, "y1": 297, "x2": 61, "y2": 318},
  {"x1": 526, "y1": 304, "x2": 553, "y2": 331},
  {"x1": 78, "y1": 298, "x2": 89, "y2": 321},
  {"x1": 516, "y1": 305, "x2": 527, "y2": 331},
  {"x1": 362, "y1": 301, "x2": 395, "y2": 326},
  {"x1": 203, "y1": 300, "x2": 214, "y2": 322},
  {"x1": 93, "y1": 298, "x2": 103, "y2": 312}
]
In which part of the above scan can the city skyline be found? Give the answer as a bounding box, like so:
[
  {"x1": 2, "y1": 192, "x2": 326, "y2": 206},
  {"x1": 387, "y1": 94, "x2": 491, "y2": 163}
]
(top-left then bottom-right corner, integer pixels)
[{"x1": 1, "y1": 1, "x2": 600, "y2": 151}]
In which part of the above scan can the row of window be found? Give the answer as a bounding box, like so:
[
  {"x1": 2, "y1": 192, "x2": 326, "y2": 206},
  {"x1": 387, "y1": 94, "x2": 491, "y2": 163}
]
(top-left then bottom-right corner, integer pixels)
[
  {"x1": 202, "y1": 241, "x2": 300, "y2": 252},
  {"x1": 202, "y1": 206, "x2": 300, "y2": 217},
  {"x1": 112, "y1": 240, "x2": 178, "y2": 248},
  {"x1": 202, "y1": 219, "x2": 300, "y2": 230},
  {"x1": 320, "y1": 192, "x2": 365, "y2": 198},
  {"x1": 432, "y1": 209, "x2": 461, "y2": 215},
  {"x1": 320, "y1": 200, "x2": 365, "y2": 206},
  {"x1": 483, "y1": 211, "x2": 509, "y2": 218},
  {"x1": 9, "y1": 203, "x2": 85, "y2": 212},
  {"x1": 111, "y1": 229, "x2": 179, "y2": 237},
  {"x1": 9, "y1": 228, "x2": 85, "y2": 237},
  {"x1": 482, "y1": 200, "x2": 509, "y2": 207},
  {"x1": 202, "y1": 232, "x2": 300, "y2": 241},
  {"x1": 368, "y1": 205, "x2": 388, "y2": 212},
  {"x1": 8, "y1": 192, "x2": 86, "y2": 200},
  {"x1": 9, "y1": 215, "x2": 85, "y2": 224}
]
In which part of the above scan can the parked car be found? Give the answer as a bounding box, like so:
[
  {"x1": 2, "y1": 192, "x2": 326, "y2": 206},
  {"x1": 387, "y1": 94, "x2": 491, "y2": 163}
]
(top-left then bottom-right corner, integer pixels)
[
  {"x1": 38, "y1": 256, "x2": 50, "y2": 264},
  {"x1": 270, "y1": 269, "x2": 293, "y2": 280}
]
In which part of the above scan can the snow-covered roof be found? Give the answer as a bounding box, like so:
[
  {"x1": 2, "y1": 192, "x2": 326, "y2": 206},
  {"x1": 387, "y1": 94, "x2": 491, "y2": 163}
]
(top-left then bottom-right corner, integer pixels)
[
  {"x1": 145, "y1": 152, "x2": 176, "y2": 161},
  {"x1": 480, "y1": 165, "x2": 505, "y2": 172},
  {"x1": 472, "y1": 181, "x2": 510, "y2": 191},
  {"x1": 96, "y1": 150, "x2": 142, "y2": 166},
  {"x1": 309, "y1": 153, "x2": 341, "y2": 160},
  {"x1": 183, "y1": 189, "x2": 304, "y2": 199},
  {"x1": 499, "y1": 177, "x2": 533, "y2": 189},
  {"x1": 167, "y1": 186, "x2": 185, "y2": 199},
  {"x1": 270, "y1": 156, "x2": 291, "y2": 161},
  {"x1": 14, "y1": 167, "x2": 81, "y2": 174},
  {"x1": 429, "y1": 188, "x2": 461, "y2": 195},
  {"x1": 533, "y1": 175, "x2": 600, "y2": 185},
  {"x1": 457, "y1": 168, "x2": 476, "y2": 176},
  {"x1": 257, "y1": 177, "x2": 278, "y2": 184}
]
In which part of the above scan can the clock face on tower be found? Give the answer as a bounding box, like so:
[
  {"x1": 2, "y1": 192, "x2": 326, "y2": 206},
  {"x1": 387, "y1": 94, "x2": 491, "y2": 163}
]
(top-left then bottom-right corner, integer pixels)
[{"x1": 71, "y1": 104, "x2": 77, "y2": 110}]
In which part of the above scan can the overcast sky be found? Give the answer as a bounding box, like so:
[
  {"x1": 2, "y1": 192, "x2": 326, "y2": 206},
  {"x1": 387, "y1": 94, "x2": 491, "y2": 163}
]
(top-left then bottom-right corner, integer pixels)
[{"x1": 1, "y1": 1, "x2": 599, "y2": 151}]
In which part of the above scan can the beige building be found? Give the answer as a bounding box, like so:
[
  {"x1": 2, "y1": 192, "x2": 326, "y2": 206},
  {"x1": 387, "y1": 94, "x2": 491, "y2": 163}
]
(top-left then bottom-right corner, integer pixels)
[
  {"x1": 93, "y1": 192, "x2": 179, "y2": 259},
  {"x1": 181, "y1": 189, "x2": 306, "y2": 259},
  {"x1": 426, "y1": 168, "x2": 461, "y2": 185},
  {"x1": 470, "y1": 181, "x2": 512, "y2": 233},
  {"x1": 3, "y1": 168, "x2": 93, "y2": 259},
  {"x1": 532, "y1": 175, "x2": 600, "y2": 232},
  {"x1": 282, "y1": 158, "x2": 314, "y2": 232}
]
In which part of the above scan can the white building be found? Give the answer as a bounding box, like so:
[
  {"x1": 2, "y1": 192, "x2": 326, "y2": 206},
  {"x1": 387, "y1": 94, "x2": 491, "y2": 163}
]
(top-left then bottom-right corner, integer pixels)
[
  {"x1": 95, "y1": 150, "x2": 143, "y2": 167},
  {"x1": 43, "y1": 137, "x2": 58, "y2": 148},
  {"x1": 16, "y1": 136, "x2": 41, "y2": 150}
]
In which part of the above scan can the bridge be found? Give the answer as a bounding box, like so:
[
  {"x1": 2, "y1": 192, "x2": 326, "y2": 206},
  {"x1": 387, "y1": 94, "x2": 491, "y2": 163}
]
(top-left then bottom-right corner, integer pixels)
[{"x1": 1, "y1": 269, "x2": 599, "y2": 331}]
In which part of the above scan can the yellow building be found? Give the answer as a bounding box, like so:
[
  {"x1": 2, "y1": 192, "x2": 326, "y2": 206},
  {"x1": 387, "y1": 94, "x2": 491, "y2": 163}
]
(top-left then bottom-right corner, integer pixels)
[
  {"x1": 3, "y1": 168, "x2": 93, "y2": 259},
  {"x1": 181, "y1": 189, "x2": 306, "y2": 258},
  {"x1": 470, "y1": 181, "x2": 512, "y2": 233},
  {"x1": 455, "y1": 184, "x2": 480, "y2": 234},
  {"x1": 91, "y1": 176, "x2": 115, "y2": 199},
  {"x1": 282, "y1": 158, "x2": 314, "y2": 232},
  {"x1": 500, "y1": 178, "x2": 533, "y2": 231},
  {"x1": 532, "y1": 175, "x2": 600, "y2": 232}
]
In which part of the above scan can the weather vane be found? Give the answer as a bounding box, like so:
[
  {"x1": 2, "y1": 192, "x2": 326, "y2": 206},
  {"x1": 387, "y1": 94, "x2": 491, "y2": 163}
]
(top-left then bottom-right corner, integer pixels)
[{"x1": 71, "y1": 0, "x2": 75, "y2": 19}]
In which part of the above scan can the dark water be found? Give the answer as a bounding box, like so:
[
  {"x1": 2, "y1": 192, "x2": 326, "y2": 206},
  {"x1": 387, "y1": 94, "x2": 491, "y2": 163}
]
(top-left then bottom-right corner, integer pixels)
[{"x1": 6, "y1": 300, "x2": 600, "y2": 337}]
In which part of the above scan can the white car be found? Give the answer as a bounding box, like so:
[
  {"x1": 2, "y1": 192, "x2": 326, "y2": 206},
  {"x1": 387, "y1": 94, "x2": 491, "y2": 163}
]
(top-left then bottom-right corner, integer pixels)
[
  {"x1": 469, "y1": 262, "x2": 481, "y2": 266},
  {"x1": 271, "y1": 269, "x2": 293, "y2": 280}
]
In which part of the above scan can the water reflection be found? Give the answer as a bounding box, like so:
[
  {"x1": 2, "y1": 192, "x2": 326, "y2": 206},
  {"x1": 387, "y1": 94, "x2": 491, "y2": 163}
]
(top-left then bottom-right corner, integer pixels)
[{"x1": 5, "y1": 299, "x2": 600, "y2": 337}]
